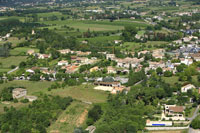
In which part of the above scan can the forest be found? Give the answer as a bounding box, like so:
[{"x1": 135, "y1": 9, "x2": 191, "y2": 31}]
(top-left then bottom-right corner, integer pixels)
[{"x1": 0, "y1": 95, "x2": 73, "y2": 133}]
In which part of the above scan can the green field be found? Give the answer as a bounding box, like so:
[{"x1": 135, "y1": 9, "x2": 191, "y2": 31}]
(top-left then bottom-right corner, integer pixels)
[
  {"x1": 162, "y1": 76, "x2": 180, "y2": 85},
  {"x1": 79, "y1": 35, "x2": 121, "y2": 44},
  {"x1": 10, "y1": 47, "x2": 39, "y2": 56},
  {"x1": 47, "y1": 84, "x2": 108, "y2": 103},
  {"x1": 123, "y1": 41, "x2": 169, "y2": 51},
  {"x1": 0, "y1": 37, "x2": 25, "y2": 46},
  {"x1": 0, "y1": 81, "x2": 108, "y2": 103},
  {"x1": 41, "y1": 20, "x2": 124, "y2": 32},
  {"x1": 0, "y1": 80, "x2": 53, "y2": 95},
  {"x1": 48, "y1": 101, "x2": 90, "y2": 133},
  {"x1": 0, "y1": 56, "x2": 27, "y2": 69},
  {"x1": 40, "y1": 19, "x2": 149, "y2": 32},
  {"x1": 0, "y1": 102, "x2": 29, "y2": 113}
]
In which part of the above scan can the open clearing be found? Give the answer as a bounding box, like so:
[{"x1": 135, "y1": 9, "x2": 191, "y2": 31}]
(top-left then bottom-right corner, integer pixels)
[
  {"x1": 40, "y1": 19, "x2": 149, "y2": 32},
  {"x1": 48, "y1": 101, "x2": 90, "y2": 133},
  {"x1": 0, "y1": 37, "x2": 25, "y2": 46},
  {"x1": 10, "y1": 47, "x2": 39, "y2": 56},
  {"x1": 0, "y1": 81, "x2": 108, "y2": 103},
  {"x1": 0, "y1": 56, "x2": 27, "y2": 69},
  {"x1": 47, "y1": 84, "x2": 108, "y2": 103}
]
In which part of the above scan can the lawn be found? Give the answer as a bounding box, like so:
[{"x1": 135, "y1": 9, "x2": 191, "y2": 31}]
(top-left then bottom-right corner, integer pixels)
[
  {"x1": 48, "y1": 101, "x2": 91, "y2": 133},
  {"x1": 47, "y1": 84, "x2": 108, "y2": 103},
  {"x1": 162, "y1": 76, "x2": 180, "y2": 85},
  {"x1": 10, "y1": 47, "x2": 39, "y2": 56},
  {"x1": 0, "y1": 56, "x2": 27, "y2": 69},
  {"x1": 0, "y1": 80, "x2": 53, "y2": 96},
  {"x1": 163, "y1": 76, "x2": 199, "y2": 86},
  {"x1": 0, "y1": 81, "x2": 108, "y2": 103},
  {"x1": 0, "y1": 68, "x2": 11, "y2": 73}
]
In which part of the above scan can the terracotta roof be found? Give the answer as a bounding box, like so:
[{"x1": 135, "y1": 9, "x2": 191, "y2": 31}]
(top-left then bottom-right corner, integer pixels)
[{"x1": 169, "y1": 106, "x2": 184, "y2": 113}]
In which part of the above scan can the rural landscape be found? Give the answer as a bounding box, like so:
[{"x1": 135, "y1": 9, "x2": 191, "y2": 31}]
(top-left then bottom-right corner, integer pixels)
[{"x1": 0, "y1": 0, "x2": 200, "y2": 132}]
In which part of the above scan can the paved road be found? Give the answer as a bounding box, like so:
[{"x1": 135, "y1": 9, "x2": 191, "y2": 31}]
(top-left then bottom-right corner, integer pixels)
[
  {"x1": 188, "y1": 128, "x2": 200, "y2": 133},
  {"x1": 187, "y1": 106, "x2": 199, "y2": 121},
  {"x1": 7, "y1": 66, "x2": 19, "y2": 74}
]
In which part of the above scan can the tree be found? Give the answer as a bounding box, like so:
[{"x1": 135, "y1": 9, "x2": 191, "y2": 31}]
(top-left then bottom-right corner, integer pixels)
[
  {"x1": 191, "y1": 116, "x2": 200, "y2": 129},
  {"x1": 19, "y1": 61, "x2": 27, "y2": 68},
  {"x1": 176, "y1": 64, "x2": 185, "y2": 72},
  {"x1": 164, "y1": 71, "x2": 173, "y2": 77},
  {"x1": 156, "y1": 67, "x2": 163, "y2": 75},
  {"x1": 197, "y1": 75, "x2": 200, "y2": 82}
]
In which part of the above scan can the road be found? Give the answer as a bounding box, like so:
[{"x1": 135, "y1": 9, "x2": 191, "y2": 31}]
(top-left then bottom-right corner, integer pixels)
[
  {"x1": 187, "y1": 106, "x2": 200, "y2": 133},
  {"x1": 7, "y1": 66, "x2": 19, "y2": 74},
  {"x1": 186, "y1": 106, "x2": 199, "y2": 121}
]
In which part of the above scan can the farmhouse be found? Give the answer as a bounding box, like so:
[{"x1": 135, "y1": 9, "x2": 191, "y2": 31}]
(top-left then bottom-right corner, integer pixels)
[
  {"x1": 181, "y1": 84, "x2": 195, "y2": 93},
  {"x1": 90, "y1": 66, "x2": 99, "y2": 72},
  {"x1": 94, "y1": 77, "x2": 121, "y2": 87},
  {"x1": 58, "y1": 60, "x2": 68, "y2": 66},
  {"x1": 152, "y1": 49, "x2": 165, "y2": 59},
  {"x1": 12, "y1": 88, "x2": 27, "y2": 99},
  {"x1": 94, "y1": 81, "x2": 121, "y2": 87},
  {"x1": 106, "y1": 54, "x2": 115, "y2": 60},
  {"x1": 107, "y1": 66, "x2": 116, "y2": 74},
  {"x1": 180, "y1": 58, "x2": 193, "y2": 65},
  {"x1": 37, "y1": 53, "x2": 51, "y2": 59},
  {"x1": 117, "y1": 57, "x2": 143, "y2": 68},
  {"x1": 58, "y1": 49, "x2": 71, "y2": 54},
  {"x1": 149, "y1": 61, "x2": 165, "y2": 70},
  {"x1": 164, "y1": 105, "x2": 185, "y2": 121},
  {"x1": 27, "y1": 49, "x2": 35, "y2": 55},
  {"x1": 190, "y1": 53, "x2": 200, "y2": 61},
  {"x1": 146, "y1": 120, "x2": 172, "y2": 126}
]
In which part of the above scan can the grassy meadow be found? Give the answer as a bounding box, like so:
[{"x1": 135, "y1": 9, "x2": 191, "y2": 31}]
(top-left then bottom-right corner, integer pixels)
[
  {"x1": 0, "y1": 56, "x2": 27, "y2": 70},
  {"x1": 10, "y1": 47, "x2": 39, "y2": 56},
  {"x1": 0, "y1": 81, "x2": 108, "y2": 103}
]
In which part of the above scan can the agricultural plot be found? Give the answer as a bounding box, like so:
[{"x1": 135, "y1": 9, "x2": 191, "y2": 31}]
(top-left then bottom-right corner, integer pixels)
[
  {"x1": 0, "y1": 37, "x2": 25, "y2": 46},
  {"x1": 41, "y1": 20, "x2": 124, "y2": 32},
  {"x1": 122, "y1": 41, "x2": 169, "y2": 51},
  {"x1": 0, "y1": 80, "x2": 53, "y2": 95},
  {"x1": 0, "y1": 56, "x2": 27, "y2": 69},
  {"x1": 40, "y1": 19, "x2": 149, "y2": 32},
  {"x1": 10, "y1": 47, "x2": 39, "y2": 56},
  {"x1": 46, "y1": 84, "x2": 108, "y2": 103},
  {"x1": 0, "y1": 81, "x2": 108, "y2": 103},
  {"x1": 79, "y1": 35, "x2": 121, "y2": 44},
  {"x1": 48, "y1": 101, "x2": 90, "y2": 133}
]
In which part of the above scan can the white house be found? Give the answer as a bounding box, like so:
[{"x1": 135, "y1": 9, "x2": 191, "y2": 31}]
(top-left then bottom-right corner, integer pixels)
[
  {"x1": 38, "y1": 54, "x2": 51, "y2": 59},
  {"x1": 58, "y1": 60, "x2": 68, "y2": 66},
  {"x1": 26, "y1": 69, "x2": 35, "y2": 74},
  {"x1": 180, "y1": 58, "x2": 193, "y2": 65},
  {"x1": 181, "y1": 84, "x2": 195, "y2": 93},
  {"x1": 106, "y1": 54, "x2": 115, "y2": 60}
]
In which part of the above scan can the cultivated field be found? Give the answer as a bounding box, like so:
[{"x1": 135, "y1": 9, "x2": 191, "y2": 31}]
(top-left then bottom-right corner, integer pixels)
[
  {"x1": 0, "y1": 56, "x2": 27, "y2": 68},
  {"x1": 48, "y1": 101, "x2": 90, "y2": 133}
]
